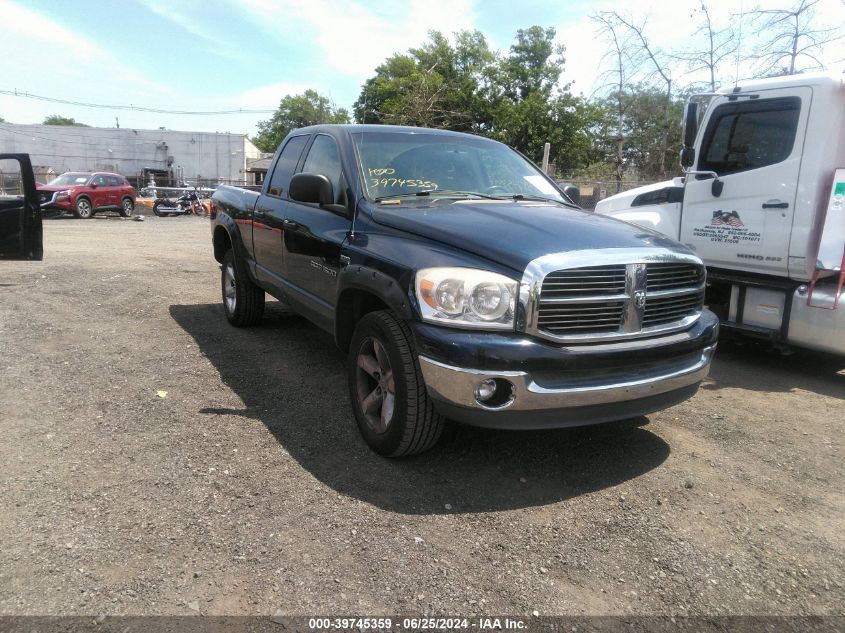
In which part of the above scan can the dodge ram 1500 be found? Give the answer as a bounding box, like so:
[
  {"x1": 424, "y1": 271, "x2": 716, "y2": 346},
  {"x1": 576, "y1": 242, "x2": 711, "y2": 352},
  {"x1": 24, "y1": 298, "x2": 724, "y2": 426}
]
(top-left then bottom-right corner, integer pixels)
[{"x1": 210, "y1": 125, "x2": 718, "y2": 456}]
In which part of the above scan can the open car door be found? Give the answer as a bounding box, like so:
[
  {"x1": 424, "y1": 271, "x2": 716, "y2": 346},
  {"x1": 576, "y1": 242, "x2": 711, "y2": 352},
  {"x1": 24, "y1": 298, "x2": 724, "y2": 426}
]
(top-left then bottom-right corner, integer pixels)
[{"x1": 0, "y1": 154, "x2": 43, "y2": 260}]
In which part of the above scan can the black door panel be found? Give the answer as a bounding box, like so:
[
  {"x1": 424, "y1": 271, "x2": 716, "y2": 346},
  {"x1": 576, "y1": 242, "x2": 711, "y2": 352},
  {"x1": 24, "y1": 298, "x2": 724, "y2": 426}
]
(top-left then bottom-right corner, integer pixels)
[
  {"x1": 283, "y1": 134, "x2": 350, "y2": 310},
  {"x1": 0, "y1": 154, "x2": 43, "y2": 260},
  {"x1": 252, "y1": 135, "x2": 309, "y2": 289}
]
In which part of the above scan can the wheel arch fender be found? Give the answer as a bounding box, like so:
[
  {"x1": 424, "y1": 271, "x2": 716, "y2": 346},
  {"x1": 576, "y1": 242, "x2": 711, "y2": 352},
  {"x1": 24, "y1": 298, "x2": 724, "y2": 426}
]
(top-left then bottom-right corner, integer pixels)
[
  {"x1": 335, "y1": 266, "x2": 416, "y2": 352},
  {"x1": 212, "y1": 215, "x2": 246, "y2": 264}
]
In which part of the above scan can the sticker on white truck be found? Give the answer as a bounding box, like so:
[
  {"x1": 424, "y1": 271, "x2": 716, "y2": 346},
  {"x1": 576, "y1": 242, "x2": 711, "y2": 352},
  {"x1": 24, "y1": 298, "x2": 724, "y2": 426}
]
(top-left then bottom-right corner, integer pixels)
[{"x1": 691, "y1": 209, "x2": 762, "y2": 244}]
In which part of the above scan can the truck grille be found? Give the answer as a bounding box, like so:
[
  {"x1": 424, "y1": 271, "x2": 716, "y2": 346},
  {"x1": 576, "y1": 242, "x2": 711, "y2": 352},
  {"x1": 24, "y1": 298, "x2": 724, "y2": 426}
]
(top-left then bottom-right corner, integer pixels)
[
  {"x1": 646, "y1": 262, "x2": 704, "y2": 291},
  {"x1": 537, "y1": 262, "x2": 704, "y2": 340}
]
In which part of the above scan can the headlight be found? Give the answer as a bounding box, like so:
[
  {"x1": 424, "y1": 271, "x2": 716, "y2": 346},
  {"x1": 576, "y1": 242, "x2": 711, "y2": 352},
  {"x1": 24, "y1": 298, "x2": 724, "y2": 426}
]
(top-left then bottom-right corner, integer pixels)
[
  {"x1": 57, "y1": 189, "x2": 71, "y2": 200},
  {"x1": 415, "y1": 267, "x2": 518, "y2": 330}
]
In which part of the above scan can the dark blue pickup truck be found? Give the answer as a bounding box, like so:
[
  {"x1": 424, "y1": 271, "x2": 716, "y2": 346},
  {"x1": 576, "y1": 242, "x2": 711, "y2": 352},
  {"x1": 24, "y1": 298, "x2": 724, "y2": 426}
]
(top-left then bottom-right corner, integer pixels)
[{"x1": 210, "y1": 125, "x2": 718, "y2": 456}]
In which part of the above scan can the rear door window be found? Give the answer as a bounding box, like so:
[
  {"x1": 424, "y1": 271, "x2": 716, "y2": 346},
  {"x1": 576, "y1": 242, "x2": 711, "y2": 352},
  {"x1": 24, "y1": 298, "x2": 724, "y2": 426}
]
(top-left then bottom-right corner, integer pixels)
[
  {"x1": 301, "y1": 134, "x2": 344, "y2": 204},
  {"x1": 266, "y1": 135, "x2": 309, "y2": 198}
]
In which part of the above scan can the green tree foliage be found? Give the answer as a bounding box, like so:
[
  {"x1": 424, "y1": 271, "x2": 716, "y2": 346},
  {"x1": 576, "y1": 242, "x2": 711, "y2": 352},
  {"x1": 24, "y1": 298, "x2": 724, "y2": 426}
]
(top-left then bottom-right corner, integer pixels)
[
  {"x1": 43, "y1": 115, "x2": 88, "y2": 126},
  {"x1": 592, "y1": 86, "x2": 684, "y2": 182},
  {"x1": 354, "y1": 27, "x2": 599, "y2": 171},
  {"x1": 354, "y1": 30, "x2": 495, "y2": 131},
  {"x1": 253, "y1": 90, "x2": 350, "y2": 152}
]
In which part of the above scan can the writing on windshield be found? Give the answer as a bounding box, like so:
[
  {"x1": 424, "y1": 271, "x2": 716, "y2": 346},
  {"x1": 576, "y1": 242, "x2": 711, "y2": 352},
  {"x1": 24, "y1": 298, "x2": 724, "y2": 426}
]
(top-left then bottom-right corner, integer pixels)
[{"x1": 354, "y1": 132, "x2": 563, "y2": 203}]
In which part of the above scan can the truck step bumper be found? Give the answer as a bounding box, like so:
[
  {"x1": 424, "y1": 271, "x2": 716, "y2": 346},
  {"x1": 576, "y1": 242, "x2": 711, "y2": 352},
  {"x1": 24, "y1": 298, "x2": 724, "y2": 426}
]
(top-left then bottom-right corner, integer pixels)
[{"x1": 418, "y1": 344, "x2": 716, "y2": 429}]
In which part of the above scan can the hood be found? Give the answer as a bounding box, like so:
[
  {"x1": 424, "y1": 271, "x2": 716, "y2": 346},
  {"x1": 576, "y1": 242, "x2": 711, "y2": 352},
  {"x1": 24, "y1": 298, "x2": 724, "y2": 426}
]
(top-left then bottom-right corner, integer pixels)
[
  {"x1": 37, "y1": 184, "x2": 75, "y2": 192},
  {"x1": 371, "y1": 199, "x2": 690, "y2": 273}
]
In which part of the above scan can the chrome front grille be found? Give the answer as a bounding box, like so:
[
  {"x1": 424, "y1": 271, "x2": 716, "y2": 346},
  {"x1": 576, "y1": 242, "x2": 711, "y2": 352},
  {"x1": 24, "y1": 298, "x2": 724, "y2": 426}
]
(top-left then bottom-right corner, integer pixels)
[
  {"x1": 643, "y1": 294, "x2": 704, "y2": 326},
  {"x1": 534, "y1": 261, "x2": 705, "y2": 341},
  {"x1": 541, "y1": 265, "x2": 626, "y2": 298},
  {"x1": 537, "y1": 301, "x2": 626, "y2": 334},
  {"x1": 646, "y1": 263, "x2": 704, "y2": 291}
]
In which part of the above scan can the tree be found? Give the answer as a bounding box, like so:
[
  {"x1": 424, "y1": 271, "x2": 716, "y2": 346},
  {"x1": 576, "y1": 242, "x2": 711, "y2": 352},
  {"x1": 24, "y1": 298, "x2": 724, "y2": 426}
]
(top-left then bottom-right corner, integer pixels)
[
  {"x1": 43, "y1": 115, "x2": 88, "y2": 126},
  {"x1": 353, "y1": 30, "x2": 495, "y2": 131},
  {"x1": 590, "y1": 86, "x2": 684, "y2": 182},
  {"x1": 253, "y1": 90, "x2": 350, "y2": 152},
  {"x1": 748, "y1": 0, "x2": 843, "y2": 76},
  {"x1": 609, "y1": 13, "x2": 675, "y2": 179},
  {"x1": 591, "y1": 12, "x2": 640, "y2": 191},
  {"x1": 499, "y1": 26, "x2": 564, "y2": 101},
  {"x1": 487, "y1": 27, "x2": 599, "y2": 170},
  {"x1": 676, "y1": 2, "x2": 738, "y2": 91}
]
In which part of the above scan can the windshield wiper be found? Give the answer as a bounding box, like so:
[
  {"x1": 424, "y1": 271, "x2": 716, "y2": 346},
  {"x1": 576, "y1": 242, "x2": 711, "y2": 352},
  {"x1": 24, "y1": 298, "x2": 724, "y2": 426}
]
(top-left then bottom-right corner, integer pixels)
[
  {"x1": 504, "y1": 193, "x2": 575, "y2": 207},
  {"x1": 374, "y1": 191, "x2": 434, "y2": 202},
  {"x1": 374, "y1": 190, "x2": 502, "y2": 203}
]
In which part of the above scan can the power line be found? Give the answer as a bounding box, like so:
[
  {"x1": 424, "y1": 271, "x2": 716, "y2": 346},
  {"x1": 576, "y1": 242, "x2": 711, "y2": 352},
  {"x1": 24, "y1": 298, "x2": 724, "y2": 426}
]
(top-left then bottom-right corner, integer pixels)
[{"x1": 0, "y1": 88, "x2": 275, "y2": 115}]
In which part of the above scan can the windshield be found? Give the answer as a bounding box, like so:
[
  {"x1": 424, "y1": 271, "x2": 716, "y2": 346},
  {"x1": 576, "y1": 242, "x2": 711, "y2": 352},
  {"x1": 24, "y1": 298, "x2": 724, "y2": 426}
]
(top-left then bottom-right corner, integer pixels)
[
  {"x1": 47, "y1": 173, "x2": 91, "y2": 187},
  {"x1": 353, "y1": 131, "x2": 565, "y2": 203}
]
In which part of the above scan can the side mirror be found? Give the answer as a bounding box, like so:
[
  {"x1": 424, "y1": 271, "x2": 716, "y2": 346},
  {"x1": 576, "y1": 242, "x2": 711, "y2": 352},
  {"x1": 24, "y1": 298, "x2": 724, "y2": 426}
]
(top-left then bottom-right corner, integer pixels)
[
  {"x1": 562, "y1": 185, "x2": 580, "y2": 206},
  {"x1": 682, "y1": 102, "x2": 698, "y2": 148},
  {"x1": 680, "y1": 146, "x2": 695, "y2": 169},
  {"x1": 89, "y1": 183, "x2": 98, "y2": 189},
  {"x1": 289, "y1": 173, "x2": 333, "y2": 206}
]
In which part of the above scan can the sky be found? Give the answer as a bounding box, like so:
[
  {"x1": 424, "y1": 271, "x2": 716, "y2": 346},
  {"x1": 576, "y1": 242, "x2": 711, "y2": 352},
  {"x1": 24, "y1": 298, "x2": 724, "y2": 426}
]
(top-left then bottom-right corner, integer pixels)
[{"x1": 1, "y1": 0, "x2": 843, "y2": 137}]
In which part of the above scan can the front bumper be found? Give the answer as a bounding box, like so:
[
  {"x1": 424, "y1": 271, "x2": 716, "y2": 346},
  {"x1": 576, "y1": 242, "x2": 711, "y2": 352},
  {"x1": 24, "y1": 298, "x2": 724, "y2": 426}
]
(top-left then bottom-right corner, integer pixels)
[
  {"x1": 38, "y1": 192, "x2": 73, "y2": 211},
  {"x1": 413, "y1": 310, "x2": 718, "y2": 429}
]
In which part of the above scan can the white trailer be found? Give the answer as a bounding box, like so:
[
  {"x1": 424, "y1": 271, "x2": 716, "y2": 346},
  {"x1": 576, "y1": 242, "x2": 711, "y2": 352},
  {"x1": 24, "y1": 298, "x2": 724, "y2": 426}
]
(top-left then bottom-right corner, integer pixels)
[{"x1": 596, "y1": 73, "x2": 845, "y2": 355}]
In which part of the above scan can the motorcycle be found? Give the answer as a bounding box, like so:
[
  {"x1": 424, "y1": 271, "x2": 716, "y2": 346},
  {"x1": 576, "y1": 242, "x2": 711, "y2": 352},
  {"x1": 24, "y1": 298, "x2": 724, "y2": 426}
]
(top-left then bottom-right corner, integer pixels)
[{"x1": 152, "y1": 189, "x2": 207, "y2": 217}]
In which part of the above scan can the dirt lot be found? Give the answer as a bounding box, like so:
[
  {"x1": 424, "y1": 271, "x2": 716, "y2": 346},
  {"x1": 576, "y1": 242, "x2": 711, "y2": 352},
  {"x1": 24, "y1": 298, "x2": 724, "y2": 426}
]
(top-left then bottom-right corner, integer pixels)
[{"x1": 1, "y1": 214, "x2": 843, "y2": 619}]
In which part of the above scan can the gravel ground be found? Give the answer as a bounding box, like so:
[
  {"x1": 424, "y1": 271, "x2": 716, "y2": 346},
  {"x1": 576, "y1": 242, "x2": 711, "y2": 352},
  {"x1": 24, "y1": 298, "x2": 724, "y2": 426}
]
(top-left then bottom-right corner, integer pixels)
[{"x1": 1, "y1": 214, "x2": 843, "y2": 618}]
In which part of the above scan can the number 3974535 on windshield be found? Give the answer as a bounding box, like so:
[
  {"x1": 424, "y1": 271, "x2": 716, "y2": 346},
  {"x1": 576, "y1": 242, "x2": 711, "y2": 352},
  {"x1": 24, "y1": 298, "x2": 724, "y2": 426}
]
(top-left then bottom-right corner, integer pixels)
[{"x1": 370, "y1": 178, "x2": 438, "y2": 189}]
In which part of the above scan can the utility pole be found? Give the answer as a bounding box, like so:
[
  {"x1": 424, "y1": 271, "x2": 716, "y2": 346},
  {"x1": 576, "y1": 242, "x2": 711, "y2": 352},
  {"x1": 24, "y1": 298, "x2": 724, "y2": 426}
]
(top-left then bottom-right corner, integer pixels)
[{"x1": 541, "y1": 142, "x2": 551, "y2": 174}]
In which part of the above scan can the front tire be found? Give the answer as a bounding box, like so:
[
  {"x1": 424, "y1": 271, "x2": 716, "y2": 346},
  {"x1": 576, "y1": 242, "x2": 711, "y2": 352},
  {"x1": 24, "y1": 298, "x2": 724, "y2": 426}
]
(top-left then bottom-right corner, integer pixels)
[
  {"x1": 348, "y1": 311, "x2": 445, "y2": 457},
  {"x1": 74, "y1": 197, "x2": 93, "y2": 219},
  {"x1": 119, "y1": 197, "x2": 134, "y2": 217},
  {"x1": 221, "y1": 249, "x2": 265, "y2": 326}
]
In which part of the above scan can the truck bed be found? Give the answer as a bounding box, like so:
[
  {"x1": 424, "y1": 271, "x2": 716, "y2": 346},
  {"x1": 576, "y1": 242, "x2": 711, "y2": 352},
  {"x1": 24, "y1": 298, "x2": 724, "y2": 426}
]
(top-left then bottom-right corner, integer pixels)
[{"x1": 212, "y1": 184, "x2": 260, "y2": 216}]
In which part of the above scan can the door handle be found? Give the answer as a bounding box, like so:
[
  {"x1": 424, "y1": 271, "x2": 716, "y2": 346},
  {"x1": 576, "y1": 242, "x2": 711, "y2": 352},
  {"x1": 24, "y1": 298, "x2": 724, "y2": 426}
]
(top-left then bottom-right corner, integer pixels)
[
  {"x1": 282, "y1": 219, "x2": 300, "y2": 230},
  {"x1": 762, "y1": 201, "x2": 789, "y2": 209}
]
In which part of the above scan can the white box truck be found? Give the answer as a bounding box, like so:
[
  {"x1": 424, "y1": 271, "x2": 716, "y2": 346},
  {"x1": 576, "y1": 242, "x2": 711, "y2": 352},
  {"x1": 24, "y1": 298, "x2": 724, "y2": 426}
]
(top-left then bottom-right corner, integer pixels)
[{"x1": 595, "y1": 73, "x2": 845, "y2": 355}]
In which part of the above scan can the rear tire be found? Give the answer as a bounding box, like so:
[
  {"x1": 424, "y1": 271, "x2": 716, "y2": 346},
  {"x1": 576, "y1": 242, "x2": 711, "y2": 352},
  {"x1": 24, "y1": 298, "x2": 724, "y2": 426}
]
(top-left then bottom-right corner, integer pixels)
[
  {"x1": 347, "y1": 311, "x2": 445, "y2": 457},
  {"x1": 119, "y1": 197, "x2": 134, "y2": 217},
  {"x1": 221, "y1": 249, "x2": 265, "y2": 326}
]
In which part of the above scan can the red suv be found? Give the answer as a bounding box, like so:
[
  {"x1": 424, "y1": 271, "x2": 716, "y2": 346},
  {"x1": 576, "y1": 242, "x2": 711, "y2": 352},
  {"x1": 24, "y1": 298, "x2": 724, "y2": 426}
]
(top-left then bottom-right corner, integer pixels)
[{"x1": 38, "y1": 172, "x2": 136, "y2": 219}]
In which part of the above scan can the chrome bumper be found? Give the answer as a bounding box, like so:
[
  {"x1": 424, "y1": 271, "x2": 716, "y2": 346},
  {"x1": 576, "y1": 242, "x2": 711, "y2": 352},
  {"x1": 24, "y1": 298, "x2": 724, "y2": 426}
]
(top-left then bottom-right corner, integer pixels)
[{"x1": 418, "y1": 344, "x2": 716, "y2": 413}]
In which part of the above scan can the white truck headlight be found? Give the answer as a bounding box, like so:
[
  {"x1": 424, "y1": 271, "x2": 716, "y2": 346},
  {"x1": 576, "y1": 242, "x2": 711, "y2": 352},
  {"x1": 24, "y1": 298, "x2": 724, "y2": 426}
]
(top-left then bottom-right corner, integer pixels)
[{"x1": 415, "y1": 267, "x2": 518, "y2": 329}]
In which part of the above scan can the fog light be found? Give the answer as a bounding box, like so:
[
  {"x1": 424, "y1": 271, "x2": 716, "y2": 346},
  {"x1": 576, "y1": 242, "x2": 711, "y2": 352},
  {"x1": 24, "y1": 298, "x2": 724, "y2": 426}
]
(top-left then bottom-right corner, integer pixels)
[{"x1": 474, "y1": 378, "x2": 497, "y2": 402}]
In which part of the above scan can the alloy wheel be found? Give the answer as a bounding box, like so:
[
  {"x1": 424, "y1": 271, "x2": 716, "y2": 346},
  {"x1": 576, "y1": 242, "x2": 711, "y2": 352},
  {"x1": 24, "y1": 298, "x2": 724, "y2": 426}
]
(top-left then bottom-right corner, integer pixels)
[
  {"x1": 224, "y1": 263, "x2": 237, "y2": 314},
  {"x1": 355, "y1": 337, "x2": 396, "y2": 434}
]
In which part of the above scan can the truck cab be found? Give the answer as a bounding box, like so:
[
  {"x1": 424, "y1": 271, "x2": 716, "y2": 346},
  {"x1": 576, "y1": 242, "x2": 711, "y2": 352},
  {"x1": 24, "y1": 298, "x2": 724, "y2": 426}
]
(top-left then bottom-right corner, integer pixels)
[{"x1": 596, "y1": 73, "x2": 845, "y2": 355}]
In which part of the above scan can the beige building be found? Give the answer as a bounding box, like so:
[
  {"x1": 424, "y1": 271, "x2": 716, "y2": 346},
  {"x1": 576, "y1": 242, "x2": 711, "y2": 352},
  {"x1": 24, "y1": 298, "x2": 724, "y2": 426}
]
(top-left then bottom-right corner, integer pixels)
[{"x1": 0, "y1": 123, "x2": 261, "y2": 186}]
